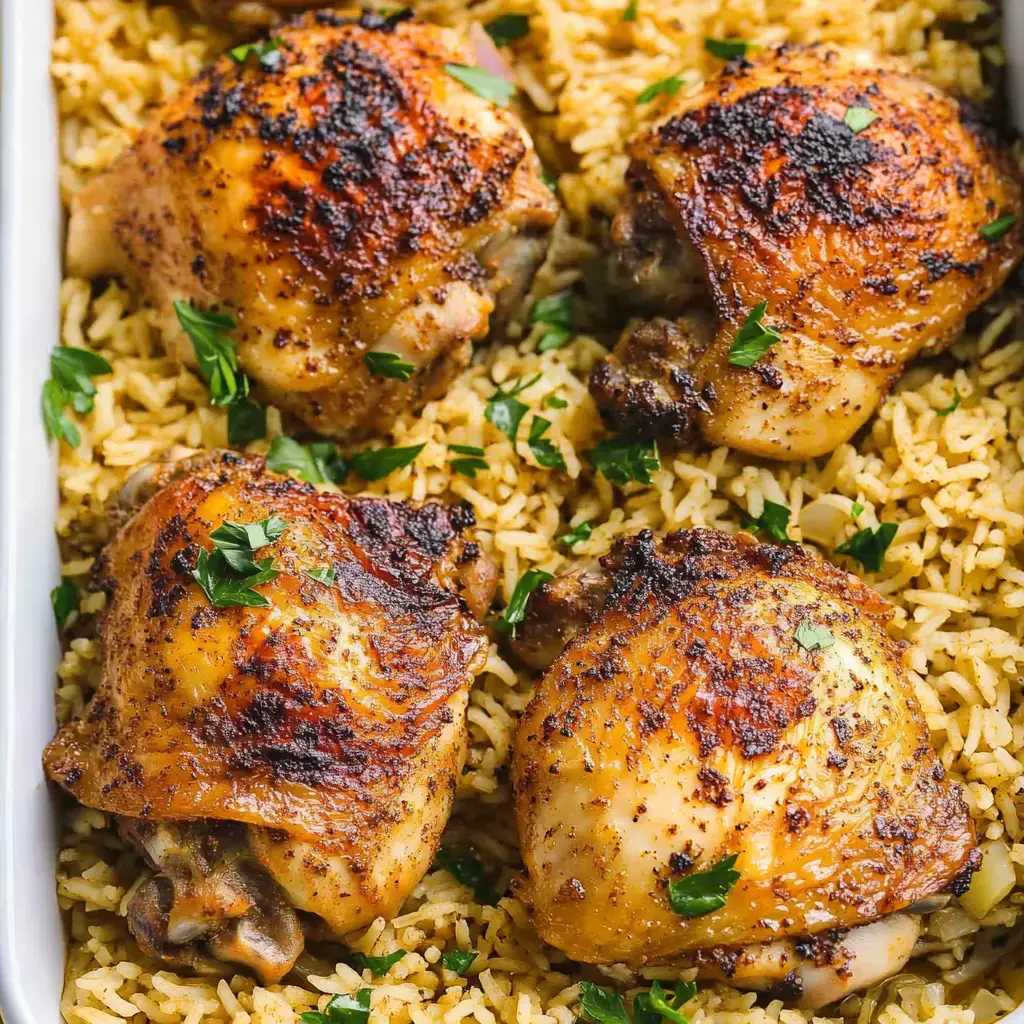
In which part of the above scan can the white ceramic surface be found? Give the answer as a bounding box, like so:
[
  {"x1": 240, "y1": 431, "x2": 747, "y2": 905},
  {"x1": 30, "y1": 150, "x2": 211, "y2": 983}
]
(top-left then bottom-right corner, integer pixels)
[{"x1": 1, "y1": 5, "x2": 1023, "y2": 1023}]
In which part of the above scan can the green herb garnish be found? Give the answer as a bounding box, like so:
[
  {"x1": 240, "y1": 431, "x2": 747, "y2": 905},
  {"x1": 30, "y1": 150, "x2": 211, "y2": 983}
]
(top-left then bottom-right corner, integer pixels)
[
  {"x1": 209, "y1": 516, "x2": 288, "y2": 573},
  {"x1": 634, "y1": 980, "x2": 697, "y2": 1024},
  {"x1": 637, "y1": 73, "x2": 686, "y2": 104},
  {"x1": 449, "y1": 443, "x2": 489, "y2": 478},
  {"x1": 559, "y1": 521, "x2": 592, "y2": 547},
  {"x1": 622, "y1": 0, "x2": 638, "y2": 20},
  {"x1": 435, "y1": 849, "x2": 499, "y2": 904},
  {"x1": 834, "y1": 522, "x2": 898, "y2": 573},
  {"x1": 937, "y1": 388, "x2": 961, "y2": 416},
  {"x1": 441, "y1": 949, "x2": 478, "y2": 975},
  {"x1": 495, "y1": 568, "x2": 553, "y2": 637},
  {"x1": 266, "y1": 436, "x2": 348, "y2": 485},
  {"x1": 51, "y1": 579, "x2": 78, "y2": 629},
  {"x1": 587, "y1": 438, "x2": 659, "y2": 485},
  {"x1": 485, "y1": 374, "x2": 540, "y2": 441},
  {"x1": 543, "y1": 395, "x2": 568, "y2": 409},
  {"x1": 174, "y1": 301, "x2": 250, "y2": 408},
  {"x1": 851, "y1": 501, "x2": 865, "y2": 518},
  {"x1": 668, "y1": 855, "x2": 740, "y2": 918},
  {"x1": 740, "y1": 500, "x2": 791, "y2": 544},
  {"x1": 578, "y1": 981, "x2": 628, "y2": 1024},
  {"x1": 349, "y1": 950, "x2": 406, "y2": 976},
  {"x1": 42, "y1": 347, "x2": 113, "y2": 447},
  {"x1": 444, "y1": 64, "x2": 516, "y2": 106},
  {"x1": 229, "y1": 37, "x2": 285, "y2": 68},
  {"x1": 228, "y1": 398, "x2": 267, "y2": 445},
  {"x1": 350, "y1": 443, "x2": 425, "y2": 482},
  {"x1": 794, "y1": 620, "x2": 834, "y2": 652},
  {"x1": 365, "y1": 351, "x2": 416, "y2": 382},
  {"x1": 530, "y1": 292, "x2": 574, "y2": 352},
  {"x1": 727, "y1": 301, "x2": 781, "y2": 367},
  {"x1": 981, "y1": 214, "x2": 1017, "y2": 244},
  {"x1": 304, "y1": 566, "x2": 336, "y2": 587},
  {"x1": 299, "y1": 990, "x2": 372, "y2": 1024},
  {"x1": 484, "y1": 13, "x2": 529, "y2": 46},
  {"x1": 190, "y1": 516, "x2": 288, "y2": 609},
  {"x1": 527, "y1": 416, "x2": 566, "y2": 471},
  {"x1": 704, "y1": 38, "x2": 748, "y2": 59},
  {"x1": 843, "y1": 105, "x2": 878, "y2": 133}
]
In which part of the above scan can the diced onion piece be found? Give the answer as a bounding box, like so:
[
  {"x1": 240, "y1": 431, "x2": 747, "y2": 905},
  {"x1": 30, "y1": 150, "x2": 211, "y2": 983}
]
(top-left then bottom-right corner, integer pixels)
[
  {"x1": 469, "y1": 23, "x2": 514, "y2": 82},
  {"x1": 960, "y1": 840, "x2": 1015, "y2": 919},
  {"x1": 798, "y1": 496, "x2": 849, "y2": 546},
  {"x1": 928, "y1": 906, "x2": 979, "y2": 942}
]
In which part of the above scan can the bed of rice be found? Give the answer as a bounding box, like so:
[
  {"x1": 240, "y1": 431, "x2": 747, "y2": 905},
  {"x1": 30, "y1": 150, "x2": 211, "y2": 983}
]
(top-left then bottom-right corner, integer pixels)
[{"x1": 46, "y1": 1, "x2": 1024, "y2": 1023}]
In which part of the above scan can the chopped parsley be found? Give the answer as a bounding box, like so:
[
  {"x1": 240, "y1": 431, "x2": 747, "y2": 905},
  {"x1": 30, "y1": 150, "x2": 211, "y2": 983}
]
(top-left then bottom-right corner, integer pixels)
[
  {"x1": 542, "y1": 169, "x2": 558, "y2": 192},
  {"x1": 435, "y1": 849, "x2": 499, "y2": 904},
  {"x1": 228, "y1": 37, "x2": 285, "y2": 69},
  {"x1": 441, "y1": 949, "x2": 478, "y2": 975},
  {"x1": 981, "y1": 214, "x2": 1017, "y2": 244},
  {"x1": 444, "y1": 63, "x2": 516, "y2": 107},
  {"x1": 794, "y1": 620, "x2": 835, "y2": 652},
  {"x1": 543, "y1": 395, "x2": 568, "y2": 409},
  {"x1": 937, "y1": 388, "x2": 961, "y2": 416},
  {"x1": 834, "y1": 522, "x2": 898, "y2": 573},
  {"x1": 843, "y1": 105, "x2": 878, "y2": 133},
  {"x1": 531, "y1": 292, "x2": 575, "y2": 352},
  {"x1": 304, "y1": 566, "x2": 336, "y2": 587},
  {"x1": 190, "y1": 515, "x2": 288, "y2": 609},
  {"x1": 559, "y1": 520, "x2": 592, "y2": 547},
  {"x1": 727, "y1": 301, "x2": 781, "y2": 367},
  {"x1": 578, "y1": 981, "x2": 628, "y2": 1024},
  {"x1": 634, "y1": 980, "x2": 697, "y2": 1024},
  {"x1": 668, "y1": 854, "x2": 740, "y2": 918},
  {"x1": 227, "y1": 398, "x2": 267, "y2": 446},
  {"x1": 365, "y1": 350, "x2": 416, "y2": 382},
  {"x1": 494, "y1": 568, "x2": 553, "y2": 637},
  {"x1": 484, "y1": 13, "x2": 530, "y2": 46},
  {"x1": 527, "y1": 416, "x2": 566, "y2": 471},
  {"x1": 587, "y1": 438, "x2": 659, "y2": 485},
  {"x1": 42, "y1": 347, "x2": 113, "y2": 447},
  {"x1": 851, "y1": 501, "x2": 865, "y2": 519},
  {"x1": 485, "y1": 374, "x2": 540, "y2": 441},
  {"x1": 704, "y1": 38, "x2": 748, "y2": 60},
  {"x1": 209, "y1": 516, "x2": 288, "y2": 573},
  {"x1": 740, "y1": 500, "x2": 792, "y2": 544},
  {"x1": 174, "y1": 301, "x2": 249, "y2": 408},
  {"x1": 299, "y1": 990, "x2": 372, "y2": 1024},
  {"x1": 51, "y1": 579, "x2": 78, "y2": 629},
  {"x1": 266, "y1": 436, "x2": 348, "y2": 485},
  {"x1": 349, "y1": 949, "x2": 406, "y2": 976},
  {"x1": 449, "y1": 443, "x2": 489, "y2": 478},
  {"x1": 622, "y1": 0, "x2": 638, "y2": 20},
  {"x1": 350, "y1": 443, "x2": 425, "y2": 482},
  {"x1": 637, "y1": 72, "x2": 686, "y2": 104}
]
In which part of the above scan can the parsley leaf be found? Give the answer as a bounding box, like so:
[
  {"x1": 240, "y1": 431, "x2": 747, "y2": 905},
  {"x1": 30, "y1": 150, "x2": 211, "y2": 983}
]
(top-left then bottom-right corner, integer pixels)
[
  {"x1": 484, "y1": 13, "x2": 529, "y2": 46},
  {"x1": 299, "y1": 990, "x2": 372, "y2": 1024},
  {"x1": 740, "y1": 500, "x2": 791, "y2": 544},
  {"x1": 578, "y1": 981, "x2": 628, "y2": 1024},
  {"x1": 449, "y1": 444, "x2": 489, "y2": 478},
  {"x1": 42, "y1": 347, "x2": 113, "y2": 446},
  {"x1": 668, "y1": 855, "x2": 740, "y2": 917},
  {"x1": 543, "y1": 395, "x2": 568, "y2": 409},
  {"x1": 444, "y1": 64, "x2": 516, "y2": 107},
  {"x1": 622, "y1": 0, "x2": 638, "y2": 20},
  {"x1": 834, "y1": 522, "x2": 898, "y2": 573},
  {"x1": 42, "y1": 378, "x2": 81, "y2": 447},
  {"x1": 704, "y1": 38, "x2": 748, "y2": 59},
  {"x1": 588, "y1": 438, "x2": 660, "y2": 485},
  {"x1": 350, "y1": 443, "x2": 425, "y2": 482},
  {"x1": 365, "y1": 351, "x2": 416, "y2": 382},
  {"x1": 174, "y1": 301, "x2": 248, "y2": 407},
  {"x1": 229, "y1": 36, "x2": 285, "y2": 68},
  {"x1": 527, "y1": 416, "x2": 566, "y2": 471},
  {"x1": 485, "y1": 374, "x2": 540, "y2": 441},
  {"x1": 191, "y1": 550, "x2": 278, "y2": 609},
  {"x1": 266, "y1": 436, "x2": 349, "y2": 484},
  {"x1": 495, "y1": 568, "x2": 552, "y2": 636},
  {"x1": 637, "y1": 72, "x2": 686, "y2": 104},
  {"x1": 530, "y1": 292, "x2": 575, "y2": 352},
  {"x1": 51, "y1": 579, "x2": 78, "y2": 629},
  {"x1": 981, "y1": 214, "x2": 1017, "y2": 243},
  {"x1": 794, "y1": 620, "x2": 834, "y2": 652},
  {"x1": 843, "y1": 105, "x2": 878, "y2": 133},
  {"x1": 727, "y1": 301, "x2": 782, "y2": 367},
  {"x1": 937, "y1": 388, "x2": 961, "y2": 416},
  {"x1": 209, "y1": 516, "x2": 288, "y2": 573},
  {"x1": 559, "y1": 521, "x2": 592, "y2": 547},
  {"x1": 441, "y1": 949, "x2": 478, "y2": 975},
  {"x1": 228, "y1": 398, "x2": 266, "y2": 446},
  {"x1": 349, "y1": 949, "x2": 406, "y2": 976},
  {"x1": 851, "y1": 501, "x2": 865, "y2": 519},
  {"x1": 435, "y1": 850, "x2": 499, "y2": 904},
  {"x1": 304, "y1": 566, "x2": 336, "y2": 587},
  {"x1": 634, "y1": 980, "x2": 697, "y2": 1024}
]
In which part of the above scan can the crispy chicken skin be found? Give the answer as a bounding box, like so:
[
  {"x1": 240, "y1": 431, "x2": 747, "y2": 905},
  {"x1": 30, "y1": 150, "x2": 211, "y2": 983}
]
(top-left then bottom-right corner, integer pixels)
[
  {"x1": 43, "y1": 451, "x2": 496, "y2": 981},
  {"x1": 66, "y1": 10, "x2": 558, "y2": 439},
  {"x1": 511, "y1": 529, "x2": 977, "y2": 1004},
  {"x1": 592, "y1": 44, "x2": 1022, "y2": 459}
]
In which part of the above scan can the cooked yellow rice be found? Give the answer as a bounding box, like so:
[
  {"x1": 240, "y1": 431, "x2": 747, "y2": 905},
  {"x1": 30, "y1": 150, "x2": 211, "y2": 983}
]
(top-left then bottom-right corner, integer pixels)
[{"x1": 48, "y1": 1, "x2": 1024, "y2": 1022}]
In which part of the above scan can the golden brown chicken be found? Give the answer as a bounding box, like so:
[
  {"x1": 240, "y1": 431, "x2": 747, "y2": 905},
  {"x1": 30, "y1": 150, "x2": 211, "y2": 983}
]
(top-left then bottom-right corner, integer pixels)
[
  {"x1": 43, "y1": 451, "x2": 496, "y2": 982},
  {"x1": 591, "y1": 44, "x2": 1022, "y2": 459},
  {"x1": 67, "y1": 11, "x2": 558, "y2": 438},
  {"x1": 511, "y1": 529, "x2": 978, "y2": 1008}
]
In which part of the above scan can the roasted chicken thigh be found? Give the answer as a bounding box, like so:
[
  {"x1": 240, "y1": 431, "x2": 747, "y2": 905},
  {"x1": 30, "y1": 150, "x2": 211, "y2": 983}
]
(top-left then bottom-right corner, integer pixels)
[
  {"x1": 511, "y1": 529, "x2": 977, "y2": 1008},
  {"x1": 67, "y1": 11, "x2": 558, "y2": 438},
  {"x1": 592, "y1": 44, "x2": 1022, "y2": 459},
  {"x1": 44, "y1": 452, "x2": 496, "y2": 981}
]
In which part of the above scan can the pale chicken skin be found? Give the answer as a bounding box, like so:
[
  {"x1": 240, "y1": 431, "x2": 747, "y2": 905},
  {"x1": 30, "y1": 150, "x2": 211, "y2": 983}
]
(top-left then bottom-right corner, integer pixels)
[
  {"x1": 511, "y1": 529, "x2": 977, "y2": 1007},
  {"x1": 67, "y1": 10, "x2": 558, "y2": 438},
  {"x1": 43, "y1": 452, "x2": 496, "y2": 982},
  {"x1": 592, "y1": 44, "x2": 1022, "y2": 459}
]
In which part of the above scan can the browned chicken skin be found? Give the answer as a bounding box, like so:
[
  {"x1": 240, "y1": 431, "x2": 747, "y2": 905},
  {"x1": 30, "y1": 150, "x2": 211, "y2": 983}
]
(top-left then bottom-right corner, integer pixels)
[
  {"x1": 43, "y1": 452, "x2": 496, "y2": 981},
  {"x1": 593, "y1": 44, "x2": 1023, "y2": 459},
  {"x1": 511, "y1": 529, "x2": 978, "y2": 1007},
  {"x1": 67, "y1": 10, "x2": 558, "y2": 439}
]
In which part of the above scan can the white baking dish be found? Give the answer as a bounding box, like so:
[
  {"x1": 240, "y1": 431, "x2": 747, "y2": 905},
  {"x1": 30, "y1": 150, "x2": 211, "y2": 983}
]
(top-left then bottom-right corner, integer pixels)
[{"x1": 1, "y1": 4, "x2": 1024, "y2": 1022}]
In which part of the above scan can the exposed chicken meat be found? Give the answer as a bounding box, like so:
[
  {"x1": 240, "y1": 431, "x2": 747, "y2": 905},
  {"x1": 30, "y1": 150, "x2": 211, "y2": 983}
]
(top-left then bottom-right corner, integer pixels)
[
  {"x1": 43, "y1": 452, "x2": 496, "y2": 981},
  {"x1": 66, "y1": 11, "x2": 559, "y2": 439},
  {"x1": 511, "y1": 529, "x2": 978, "y2": 1006},
  {"x1": 593, "y1": 44, "x2": 1022, "y2": 459}
]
